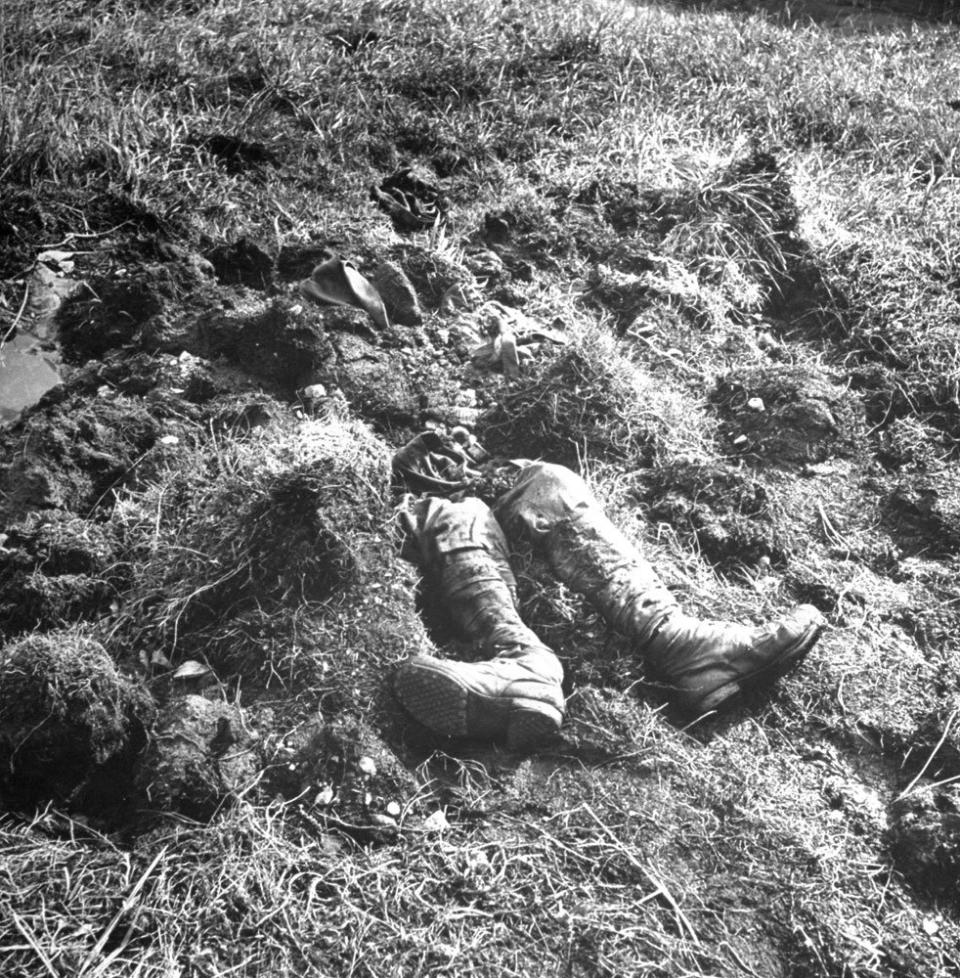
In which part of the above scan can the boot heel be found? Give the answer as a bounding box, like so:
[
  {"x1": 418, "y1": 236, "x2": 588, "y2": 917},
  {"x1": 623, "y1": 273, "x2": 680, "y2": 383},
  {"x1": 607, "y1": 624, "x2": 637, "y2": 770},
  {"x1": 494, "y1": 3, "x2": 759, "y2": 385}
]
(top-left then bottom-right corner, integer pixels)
[{"x1": 506, "y1": 697, "x2": 563, "y2": 751}]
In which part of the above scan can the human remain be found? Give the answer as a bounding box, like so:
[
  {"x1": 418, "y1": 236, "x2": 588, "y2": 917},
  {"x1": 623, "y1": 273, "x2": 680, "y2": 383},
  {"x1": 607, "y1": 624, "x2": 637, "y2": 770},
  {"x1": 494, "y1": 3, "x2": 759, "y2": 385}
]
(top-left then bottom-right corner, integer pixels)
[{"x1": 391, "y1": 433, "x2": 825, "y2": 750}]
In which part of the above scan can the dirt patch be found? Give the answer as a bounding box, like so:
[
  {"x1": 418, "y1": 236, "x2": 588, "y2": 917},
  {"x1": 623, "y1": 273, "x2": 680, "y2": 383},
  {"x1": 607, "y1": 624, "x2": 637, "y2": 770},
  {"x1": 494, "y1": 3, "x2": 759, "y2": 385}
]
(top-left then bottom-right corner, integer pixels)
[
  {"x1": 711, "y1": 363, "x2": 867, "y2": 467},
  {"x1": 272, "y1": 718, "x2": 420, "y2": 841},
  {"x1": 0, "y1": 512, "x2": 120, "y2": 638},
  {"x1": 0, "y1": 631, "x2": 154, "y2": 807},
  {"x1": 57, "y1": 260, "x2": 218, "y2": 361},
  {"x1": 885, "y1": 469, "x2": 960, "y2": 557},
  {"x1": 0, "y1": 391, "x2": 163, "y2": 523},
  {"x1": 888, "y1": 786, "x2": 960, "y2": 906},
  {"x1": 321, "y1": 331, "x2": 463, "y2": 432},
  {"x1": 196, "y1": 297, "x2": 336, "y2": 392},
  {"x1": 137, "y1": 694, "x2": 264, "y2": 819},
  {"x1": 635, "y1": 460, "x2": 796, "y2": 568},
  {"x1": 204, "y1": 236, "x2": 276, "y2": 290}
]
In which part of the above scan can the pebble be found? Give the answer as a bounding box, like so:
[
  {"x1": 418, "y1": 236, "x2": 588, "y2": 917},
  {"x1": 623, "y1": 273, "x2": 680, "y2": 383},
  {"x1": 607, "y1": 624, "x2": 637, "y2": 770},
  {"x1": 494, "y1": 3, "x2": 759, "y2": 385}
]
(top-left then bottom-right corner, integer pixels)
[
  {"x1": 746, "y1": 397, "x2": 765, "y2": 412},
  {"x1": 357, "y1": 755, "x2": 377, "y2": 778},
  {"x1": 423, "y1": 809, "x2": 450, "y2": 833}
]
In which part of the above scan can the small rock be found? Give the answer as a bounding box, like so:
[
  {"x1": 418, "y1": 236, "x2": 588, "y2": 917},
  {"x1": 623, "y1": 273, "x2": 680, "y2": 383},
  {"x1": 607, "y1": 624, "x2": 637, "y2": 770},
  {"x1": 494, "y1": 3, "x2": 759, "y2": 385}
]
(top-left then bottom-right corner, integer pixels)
[
  {"x1": 423, "y1": 809, "x2": 450, "y2": 833},
  {"x1": 368, "y1": 812, "x2": 398, "y2": 830},
  {"x1": 746, "y1": 397, "x2": 765, "y2": 412},
  {"x1": 357, "y1": 755, "x2": 377, "y2": 778}
]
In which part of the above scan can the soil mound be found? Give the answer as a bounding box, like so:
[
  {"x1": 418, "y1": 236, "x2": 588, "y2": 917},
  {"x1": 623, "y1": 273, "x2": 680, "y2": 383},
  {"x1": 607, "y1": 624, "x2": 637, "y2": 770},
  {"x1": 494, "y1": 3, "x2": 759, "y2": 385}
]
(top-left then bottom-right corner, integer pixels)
[
  {"x1": 712, "y1": 363, "x2": 867, "y2": 467},
  {"x1": 888, "y1": 786, "x2": 960, "y2": 906},
  {"x1": 0, "y1": 631, "x2": 153, "y2": 806},
  {"x1": 0, "y1": 512, "x2": 119, "y2": 638},
  {"x1": 136, "y1": 694, "x2": 263, "y2": 819}
]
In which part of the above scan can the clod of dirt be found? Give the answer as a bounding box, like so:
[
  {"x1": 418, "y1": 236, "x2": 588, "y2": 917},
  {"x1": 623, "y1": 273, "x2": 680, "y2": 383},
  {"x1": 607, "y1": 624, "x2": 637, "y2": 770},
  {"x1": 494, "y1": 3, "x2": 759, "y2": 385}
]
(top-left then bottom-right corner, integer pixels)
[
  {"x1": 0, "y1": 512, "x2": 119, "y2": 638},
  {"x1": 888, "y1": 785, "x2": 960, "y2": 905},
  {"x1": 58, "y1": 260, "x2": 217, "y2": 360},
  {"x1": 636, "y1": 461, "x2": 794, "y2": 568},
  {"x1": 711, "y1": 364, "x2": 867, "y2": 467},
  {"x1": 274, "y1": 718, "x2": 419, "y2": 840},
  {"x1": 0, "y1": 392, "x2": 162, "y2": 523},
  {"x1": 197, "y1": 297, "x2": 335, "y2": 392},
  {"x1": 204, "y1": 237, "x2": 276, "y2": 291},
  {"x1": 372, "y1": 261, "x2": 422, "y2": 326},
  {"x1": 323, "y1": 333, "x2": 429, "y2": 429},
  {"x1": 886, "y1": 469, "x2": 960, "y2": 556},
  {"x1": 136, "y1": 694, "x2": 263, "y2": 819},
  {"x1": 0, "y1": 631, "x2": 154, "y2": 805}
]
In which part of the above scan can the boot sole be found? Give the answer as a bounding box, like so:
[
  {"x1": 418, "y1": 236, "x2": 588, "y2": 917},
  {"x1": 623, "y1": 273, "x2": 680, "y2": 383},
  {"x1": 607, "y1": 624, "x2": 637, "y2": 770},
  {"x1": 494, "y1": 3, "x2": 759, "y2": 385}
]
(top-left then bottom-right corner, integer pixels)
[
  {"x1": 693, "y1": 620, "x2": 824, "y2": 714},
  {"x1": 394, "y1": 659, "x2": 563, "y2": 750}
]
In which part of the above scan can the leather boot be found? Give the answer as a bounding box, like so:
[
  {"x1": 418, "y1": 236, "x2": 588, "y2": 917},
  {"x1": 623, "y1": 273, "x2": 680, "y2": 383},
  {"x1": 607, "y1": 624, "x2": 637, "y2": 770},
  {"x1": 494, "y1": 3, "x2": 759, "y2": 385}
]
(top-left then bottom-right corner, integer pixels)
[
  {"x1": 395, "y1": 495, "x2": 565, "y2": 749},
  {"x1": 495, "y1": 462, "x2": 824, "y2": 715}
]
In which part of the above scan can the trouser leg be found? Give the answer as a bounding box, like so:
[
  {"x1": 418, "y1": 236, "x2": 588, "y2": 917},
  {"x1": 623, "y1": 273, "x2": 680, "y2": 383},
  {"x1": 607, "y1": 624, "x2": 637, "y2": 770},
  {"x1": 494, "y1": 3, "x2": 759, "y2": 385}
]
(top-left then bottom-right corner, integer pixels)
[{"x1": 393, "y1": 495, "x2": 564, "y2": 749}]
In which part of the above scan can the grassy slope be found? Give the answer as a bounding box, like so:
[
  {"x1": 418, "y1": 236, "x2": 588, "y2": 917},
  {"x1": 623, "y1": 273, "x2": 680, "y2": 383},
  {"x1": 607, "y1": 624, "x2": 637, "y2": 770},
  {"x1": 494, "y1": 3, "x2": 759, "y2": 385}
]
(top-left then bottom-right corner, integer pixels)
[{"x1": 3, "y1": 0, "x2": 960, "y2": 975}]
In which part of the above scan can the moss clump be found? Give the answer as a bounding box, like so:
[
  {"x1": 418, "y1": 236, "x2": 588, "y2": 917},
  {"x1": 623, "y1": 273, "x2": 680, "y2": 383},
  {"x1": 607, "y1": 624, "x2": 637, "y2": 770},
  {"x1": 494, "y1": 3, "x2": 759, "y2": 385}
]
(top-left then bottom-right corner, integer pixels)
[{"x1": 0, "y1": 631, "x2": 154, "y2": 804}]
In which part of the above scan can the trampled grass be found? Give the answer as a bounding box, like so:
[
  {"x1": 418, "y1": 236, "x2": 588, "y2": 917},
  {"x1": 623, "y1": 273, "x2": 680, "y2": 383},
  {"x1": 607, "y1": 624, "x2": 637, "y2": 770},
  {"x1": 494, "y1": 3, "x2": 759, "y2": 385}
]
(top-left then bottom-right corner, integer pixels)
[{"x1": 3, "y1": 0, "x2": 960, "y2": 976}]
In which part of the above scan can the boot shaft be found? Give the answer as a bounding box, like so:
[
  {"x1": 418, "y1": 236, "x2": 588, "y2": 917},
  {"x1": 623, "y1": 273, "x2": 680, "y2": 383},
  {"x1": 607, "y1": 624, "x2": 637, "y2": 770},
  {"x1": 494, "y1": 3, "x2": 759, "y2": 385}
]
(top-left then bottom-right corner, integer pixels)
[
  {"x1": 495, "y1": 462, "x2": 679, "y2": 644},
  {"x1": 495, "y1": 462, "x2": 823, "y2": 712}
]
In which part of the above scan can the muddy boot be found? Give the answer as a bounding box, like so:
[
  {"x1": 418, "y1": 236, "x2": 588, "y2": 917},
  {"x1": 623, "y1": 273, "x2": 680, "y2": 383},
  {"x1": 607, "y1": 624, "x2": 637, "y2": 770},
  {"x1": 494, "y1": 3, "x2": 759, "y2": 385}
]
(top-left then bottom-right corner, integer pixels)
[
  {"x1": 494, "y1": 463, "x2": 824, "y2": 716},
  {"x1": 395, "y1": 495, "x2": 564, "y2": 749}
]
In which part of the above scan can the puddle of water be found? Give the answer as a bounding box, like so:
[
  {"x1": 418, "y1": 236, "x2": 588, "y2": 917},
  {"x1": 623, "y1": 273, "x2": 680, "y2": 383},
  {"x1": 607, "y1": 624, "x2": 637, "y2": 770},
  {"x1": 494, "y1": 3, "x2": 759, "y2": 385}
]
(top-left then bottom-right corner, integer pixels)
[{"x1": 0, "y1": 332, "x2": 63, "y2": 424}]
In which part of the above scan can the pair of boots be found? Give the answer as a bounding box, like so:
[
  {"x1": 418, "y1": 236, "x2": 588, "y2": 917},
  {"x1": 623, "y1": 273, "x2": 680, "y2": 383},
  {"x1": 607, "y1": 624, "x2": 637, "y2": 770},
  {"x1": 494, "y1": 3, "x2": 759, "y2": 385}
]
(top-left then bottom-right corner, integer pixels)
[{"x1": 395, "y1": 461, "x2": 823, "y2": 749}]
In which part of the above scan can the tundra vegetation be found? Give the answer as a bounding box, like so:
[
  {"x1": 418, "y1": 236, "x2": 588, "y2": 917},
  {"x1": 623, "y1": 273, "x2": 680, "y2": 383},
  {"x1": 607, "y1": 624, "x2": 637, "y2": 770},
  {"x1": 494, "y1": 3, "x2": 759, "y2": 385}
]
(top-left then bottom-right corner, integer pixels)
[{"x1": 2, "y1": 0, "x2": 960, "y2": 975}]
